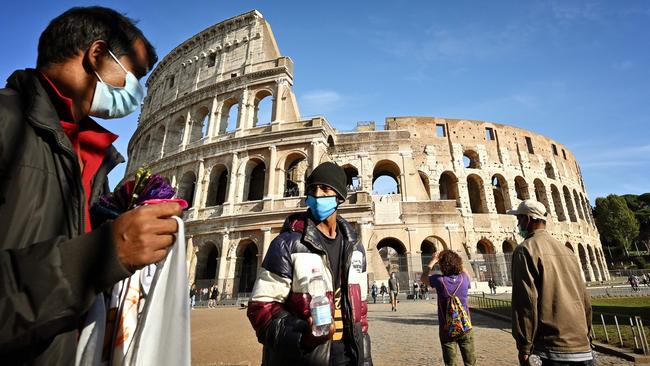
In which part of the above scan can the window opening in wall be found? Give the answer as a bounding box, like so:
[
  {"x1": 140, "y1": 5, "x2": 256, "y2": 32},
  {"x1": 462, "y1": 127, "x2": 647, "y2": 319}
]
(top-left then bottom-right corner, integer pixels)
[
  {"x1": 545, "y1": 162, "x2": 556, "y2": 180},
  {"x1": 253, "y1": 91, "x2": 273, "y2": 127},
  {"x1": 439, "y1": 172, "x2": 460, "y2": 203},
  {"x1": 436, "y1": 124, "x2": 446, "y2": 137},
  {"x1": 562, "y1": 149, "x2": 567, "y2": 159},
  {"x1": 168, "y1": 75, "x2": 175, "y2": 88},
  {"x1": 372, "y1": 160, "x2": 401, "y2": 195},
  {"x1": 485, "y1": 127, "x2": 495, "y2": 141},
  {"x1": 231, "y1": 73, "x2": 237, "y2": 78},
  {"x1": 343, "y1": 165, "x2": 361, "y2": 192},
  {"x1": 525, "y1": 136, "x2": 534, "y2": 154},
  {"x1": 463, "y1": 150, "x2": 480, "y2": 169},
  {"x1": 202, "y1": 114, "x2": 209, "y2": 138},
  {"x1": 552, "y1": 144, "x2": 558, "y2": 156},
  {"x1": 224, "y1": 103, "x2": 239, "y2": 133},
  {"x1": 207, "y1": 53, "x2": 217, "y2": 67}
]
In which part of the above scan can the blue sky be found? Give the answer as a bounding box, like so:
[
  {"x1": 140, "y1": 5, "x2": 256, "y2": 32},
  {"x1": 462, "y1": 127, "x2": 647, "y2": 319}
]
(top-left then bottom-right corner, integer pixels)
[{"x1": 1, "y1": 1, "x2": 648, "y2": 200}]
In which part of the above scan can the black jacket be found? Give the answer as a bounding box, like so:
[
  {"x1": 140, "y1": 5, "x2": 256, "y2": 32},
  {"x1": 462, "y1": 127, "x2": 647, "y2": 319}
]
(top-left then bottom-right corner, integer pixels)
[
  {"x1": 248, "y1": 212, "x2": 373, "y2": 366},
  {"x1": 0, "y1": 70, "x2": 131, "y2": 364}
]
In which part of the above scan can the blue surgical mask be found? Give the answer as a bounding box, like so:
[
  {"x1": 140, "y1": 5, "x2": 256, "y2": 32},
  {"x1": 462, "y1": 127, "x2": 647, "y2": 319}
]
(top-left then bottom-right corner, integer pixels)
[
  {"x1": 89, "y1": 49, "x2": 144, "y2": 119},
  {"x1": 305, "y1": 195, "x2": 338, "y2": 221}
]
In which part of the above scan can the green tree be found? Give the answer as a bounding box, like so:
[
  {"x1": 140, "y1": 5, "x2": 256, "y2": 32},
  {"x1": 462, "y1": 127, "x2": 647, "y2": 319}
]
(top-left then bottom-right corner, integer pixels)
[{"x1": 594, "y1": 194, "x2": 640, "y2": 255}]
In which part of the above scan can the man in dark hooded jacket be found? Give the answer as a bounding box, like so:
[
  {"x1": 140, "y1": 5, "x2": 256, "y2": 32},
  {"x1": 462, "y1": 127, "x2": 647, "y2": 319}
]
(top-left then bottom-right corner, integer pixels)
[{"x1": 0, "y1": 7, "x2": 182, "y2": 364}]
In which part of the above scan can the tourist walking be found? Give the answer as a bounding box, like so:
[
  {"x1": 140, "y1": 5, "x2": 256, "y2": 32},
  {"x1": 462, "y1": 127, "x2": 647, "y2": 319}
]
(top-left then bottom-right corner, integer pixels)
[
  {"x1": 413, "y1": 281, "x2": 419, "y2": 301},
  {"x1": 508, "y1": 200, "x2": 593, "y2": 366},
  {"x1": 209, "y1": 285, "x2": 219, "y2": 308},
  {"x1": 247, "y1": 162, "x2": 373, "y2": 365},
  {"x1": 389, "y1": 272, "x2": 400, "y2": 311},
  {"x1": 488, "y1": 278, "x2": 497, "y2": 295},
  {"x1": 380, "y1": 282, "x2": 388, "y2": 303},
  {"x1": 421, "y1": 250, "x2": 475, "y2": 366},
  {"x1": 190, "y1": 284, "x2": 197, "y2": 309},
  {"x1": 371, "y1": 282, "x2": 378, "y2": 304}
]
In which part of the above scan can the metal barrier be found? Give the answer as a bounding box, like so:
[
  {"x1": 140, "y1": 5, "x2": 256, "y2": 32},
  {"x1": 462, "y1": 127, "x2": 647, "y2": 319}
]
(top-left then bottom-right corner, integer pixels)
[{"x1": 468, "y1": 294, "x2": 650, "y2": 356}]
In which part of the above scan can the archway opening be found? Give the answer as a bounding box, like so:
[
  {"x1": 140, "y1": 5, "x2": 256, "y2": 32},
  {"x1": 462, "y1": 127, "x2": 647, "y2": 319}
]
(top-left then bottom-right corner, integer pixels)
[
  {"x1": 467, "y1": 174, "x2": 487, "y2": 213},
  {"x1": 565, "y1": 242, "x2": 574, "y2": 253},
  {"x1": 533, "y1": 179, "x2": 550, "y2": 213},
  {"x1": 419, "y1": 171, "x2": 431, "y2": 200},
  {"x1": 343, "y1": 164, "x2": 361, "y2": 191},
  {"x1": 577, "y1": 244, "x2": 590, "y2": 281},
  {"x1": 179, "y1": 171, "x2": 197, "y2": 208},
  {"x1": 235, "y1": 241, "x2": 259, "y2": 295},
  {"x1": 545, "y1": 162, "x2": 556, "y2": 180},
  {"x1": 283, "y1": 155, "x2": 308, "y2": 198},
  {"x1": 514, "y1": 176, "x2": 529, "y2": 201},
  {"x1": 206, "y1": 166, "x2": 228, "y2": 206},
  {"x1": 253, "y1": 90, "x2": 273, "y2": 127},
  {"x1": 563, "y1": 186, "x2": 577, "y2": 222},
  {"x1": 372, "y1": 160, "x2": 401, "y2": 195},
  {"x1": 550, "y1": 185, "x2": 566, "y2": 221},
  {"x1": 220, "y1": 100, "x2": 239, "y2": 133},
  {"x1": 420, "y1": 236, "x2": 445, "y2": 270},
  {"x1": 463, "y1": 150, "x2": 480, "y2": 169},
  {"x1": 191, "y1": 106, "x2": 209, "y2": 143},
  {"x1": 194, "y1": 243, "x2": 219, "y2": 288},
  {"x1": 439, "y1": 171, "x2": 459, "y2": 202},
  {"x1": 491, "y1": 174, "x2": 511, "y2": 214},
  {"x1": 377, "y1": 237, "x2": 408, "y2": 288},
  {"x1": 474, "y1": 239, "x2": 499, "y2": 282},
  {"x1": 245, "y1": 159, "x2": 266, "y2": 201}
]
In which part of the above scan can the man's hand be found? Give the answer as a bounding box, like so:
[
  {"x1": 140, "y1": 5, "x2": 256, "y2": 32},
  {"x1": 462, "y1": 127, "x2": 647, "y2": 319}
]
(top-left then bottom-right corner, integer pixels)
[
  {"x1": 112, "y1": 202, "x2": 183, "y2": 272},
  {"x1": 301, "y1": 316, "x2": 335, "y2": 349},
  {"x1": 518, "y1": 352, "x2": 529, "y2": 366}
]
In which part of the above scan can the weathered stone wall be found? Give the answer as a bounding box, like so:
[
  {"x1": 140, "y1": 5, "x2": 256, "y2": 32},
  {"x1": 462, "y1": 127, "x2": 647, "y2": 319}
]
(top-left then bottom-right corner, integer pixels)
[{"x1": 127, "y1": 11, "x2": 608, "y2": 299}]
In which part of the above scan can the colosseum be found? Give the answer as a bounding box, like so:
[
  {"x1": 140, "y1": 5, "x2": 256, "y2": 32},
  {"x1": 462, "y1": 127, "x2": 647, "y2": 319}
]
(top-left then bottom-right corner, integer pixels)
[{"x1": 126, "y1": 10, "x2": 609, "y2": 298}]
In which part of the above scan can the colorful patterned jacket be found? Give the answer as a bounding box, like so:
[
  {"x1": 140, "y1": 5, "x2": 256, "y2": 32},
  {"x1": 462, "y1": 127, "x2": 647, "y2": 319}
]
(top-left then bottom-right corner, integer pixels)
[{"x1": 247, "y1": 211, "x2": 372, "y2": 366}]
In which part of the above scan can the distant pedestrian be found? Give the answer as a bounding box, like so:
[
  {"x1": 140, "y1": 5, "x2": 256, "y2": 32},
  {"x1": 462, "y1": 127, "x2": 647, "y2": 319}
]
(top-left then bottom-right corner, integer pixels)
[
  {"x1": 190, "y1": 284, "x2": 197, "y2": 309},
  {"x1": 380, "y1": 282, "x2": 388, "y2": 303},
  {"x1": 388, "y1": 272, "x2": 400, "y2": 311},
  {"x1": 509, "y1": 200, "x2": 593, "y2": 366},
  {"x1": 413, "y1": 282, "x2": 419, "y2": 301},
  {"x1": 371, "y1": 282, "x2": 378, "y2": 304},
  {"x1": 209, "y1": 285, "x2": 219, "y2": 308},
  {"x1": 421, "y1": 283, "x2": 429, "y2": 300},
  {"x1": 488, "y1": 278, "x2": 497, "y2": 295},
  {"x1": 421, "y1": 250, "x2": 475, "y2": 366}
]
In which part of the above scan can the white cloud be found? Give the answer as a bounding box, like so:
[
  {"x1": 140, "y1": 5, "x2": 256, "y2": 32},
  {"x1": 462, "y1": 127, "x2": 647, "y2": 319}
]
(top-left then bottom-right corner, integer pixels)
[{"x1": 299, "y1": 90, "x2": 344, "y2": 115}]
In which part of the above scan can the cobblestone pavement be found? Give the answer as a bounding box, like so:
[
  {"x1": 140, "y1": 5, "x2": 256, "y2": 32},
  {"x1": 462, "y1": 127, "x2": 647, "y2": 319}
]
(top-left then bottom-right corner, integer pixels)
[{"x1": 191, "y1": 301, "x2": 633, "y2": 366}]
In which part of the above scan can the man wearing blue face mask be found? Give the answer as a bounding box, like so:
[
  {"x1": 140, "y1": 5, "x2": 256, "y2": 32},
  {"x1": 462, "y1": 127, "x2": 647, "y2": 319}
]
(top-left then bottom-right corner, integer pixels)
[
  {"x1": 248, "y1": 162, "x2": 373, "y2": 366},
  {"x1": 0, "y1": 7, "x2": 183, "y2": 364},
  {"x1": 508, "y1": 200, "x2": 593, "y2": 366}
]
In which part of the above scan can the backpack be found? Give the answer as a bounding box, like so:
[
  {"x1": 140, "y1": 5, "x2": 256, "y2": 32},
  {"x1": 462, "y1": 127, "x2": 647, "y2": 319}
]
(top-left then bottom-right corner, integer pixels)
[{"x1": 441, "y1": 274, "x2": 472, "y2": 338}]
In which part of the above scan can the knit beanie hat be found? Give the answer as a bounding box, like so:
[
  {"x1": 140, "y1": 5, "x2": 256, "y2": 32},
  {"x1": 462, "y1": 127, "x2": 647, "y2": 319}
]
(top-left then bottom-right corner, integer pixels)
[{"x1": 306, "y1": 162, "x2": 347, "y2": 201}]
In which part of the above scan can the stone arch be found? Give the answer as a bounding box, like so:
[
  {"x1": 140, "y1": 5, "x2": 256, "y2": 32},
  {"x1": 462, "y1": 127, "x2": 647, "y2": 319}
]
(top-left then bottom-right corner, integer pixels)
[
  {"x1": 477, "y1": 238, "x2": 496, "y2": 254},
  {"x1": 544, "y1": 162, "x2": 556, "y2": 180},
  {"x1": 151, "y1": 125, "x2": 165, "y2": 159},
  {"x1": 550, "y1": 184, "x2": 566, "y2": 221},
  {"x1": 563, "y1": 186, "x2": 577, "y2": 222},
  {"x1": 573, "y1": 189, "x2": 585, "y2": 221},
  {"x1": 280, "y1": 152, "x2": 309, "y2": 198},
  {"x1": 242, "y1": 157, "x2": 266, "y2": 201},
  {"x1": 463, "y1": 149, "x2": 481, "y2": 169},
  {"x1": 194, "y1": 242, "x2": 220, "y2": 286},
  {"x1": 220, "y1": 98, "x2": 240, "y2": 134},
  {"x1": 577, "y1": 243, "x2": 591, "y2": 281},
  {"x1": 377, "y1": 237, "x2": 408, "y2": 287},
  {"x1": 467, "y1": 174, "x2": 488, "y2": 213},
  {"x1": 327, "y1": 136, "x2": 335, "y2": 148},
  {"x1": 138, "y1": 134, "x2": 151, "y2": 166},
  {"x1": 533, "y1": 179, "x2": 550, "y2": 213},
  {"x1": 439, "y1": 171, "x2": 459, "y2": 202},
  {"x1": 587, "y1": 245, "x2": 601, "y2": 281},
  {"x1": 206, "y1": 164, "x2": 229, "y2": 206},
  {"x1": 166, "y1": 115, "x2": 185, "y2": 152},
  {"x1": 253, "y1": 89, "x2": 273, "y2": 127},
  {"x1": 475, "y1": 238, "x2": 499, "y2": 282},
  {"x1": 372, "y1": 159, "x2": 401, "y2": 194},
  {"x1": 342, "y1": 164, "x2": 361, "y2": 191},
  {"x1": 420, "y1": 236, "x2": 446, "y2": 270},
  {"x1": 419, "y1": 171, "x2": 431, "y2": 200},
  {"x1": 234, "y1": 240, "x2": 259, "y2": 295},
  {"x1": 178, "y1": 170, "x2": 197, "y2": 208},
  {"x1": 190, "y1": 105, "x2": 210, "y2": 143},
  {"x1": 502, "y1": 240, "x2": 516, "y2": 253},
  {"x1": 491, "y1": 174, "x2": 511, "y2": 214},
  {"x1": 580, "y1": 194, "x2": 592, "y2": 224},
  {"x1": 514, "y1": 176, "x2": 530, "y2": 201},
  {"x1": 565, "y1": 242, "x2": 574, "y2": 253}
]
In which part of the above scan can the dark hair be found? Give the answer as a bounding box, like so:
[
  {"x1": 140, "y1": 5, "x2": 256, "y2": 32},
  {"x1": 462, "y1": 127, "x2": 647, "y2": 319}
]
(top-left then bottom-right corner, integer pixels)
[
  {"x1": 37, "y1": 6, "x2": 157, "y2": 73},
  {"x1": 438, "y1": 250, "x2": 463, "y2": 276}
]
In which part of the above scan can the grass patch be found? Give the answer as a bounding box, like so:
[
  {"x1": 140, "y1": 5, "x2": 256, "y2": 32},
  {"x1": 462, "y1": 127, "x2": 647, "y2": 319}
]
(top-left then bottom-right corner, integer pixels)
[{"x1": 591, "y1": 297, "x2": 650, "y2": 320}]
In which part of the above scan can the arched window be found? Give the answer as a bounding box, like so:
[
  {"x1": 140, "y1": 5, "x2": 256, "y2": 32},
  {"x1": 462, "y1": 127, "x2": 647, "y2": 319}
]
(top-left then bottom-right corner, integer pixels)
[
  {"x1": 151, "y1": 126, "x2": 165, "y2": 159},
  {"x1": 577, "y1": 244, "x2": 591, "y2": 281},
  {"x1": 550, "y1": 185, "x2": 566, "y2": 221},
  {"x1": 244, "y1": 159, "x2": 266, "y2": 201},
  {"x1": 502, "y1": 240, "x2": 516, "y2": 253},
  {"x1": 283, "y1": 155, "x2": 308, "y2": 198},
  {"x1": 206, "y1": 165, "x2": 228, "y2": 206},
  {"x1": 533, "y1": 179, "x2": 550, "y2": 213},
  {"x1": 190, "y1": 106, "x2": 209, "y2": 143},
  {"x1": 544, "y1": 162, "x2": 556, "y2": 180},
  {"x1": 439, "y1": 171, "x2": 459, "y2": 202},
  {"x1": 467, "y1": 174, "x2": 487, "y2": 213},
  {"x1": 565, "y1": 242, "x2": 574, "y2": 253},
  {"x1": 253, "y1": 90, "x2": 273, "y2": 127},
  {"x1": 235, "y1": 241, "x2": 258, "y2": 295},
  {"x1": 419, "y1": 171, "x2": 431, "y2": 200},
  {"x1": 343, "y1": 164, "x2": 361, "y2": 191},
  {"x1": 573, "y1": 189, "x2": 585, "y2": 220},
  {"x1": 372, "y1": 160, "x2": 401, "y2": 195},
  {"x1": 194, "y1": 243, "x2": 219, "y2": 287},
  {"x1": 220, "y1": 99, "x2": 239, "y2": 134},
  {"x1": 165, "y1": 116, "x2": 185, "y2": 153},
  {"x1": 491, "y1": 174, "x2": 511, "y2": 214},
  {"x1": 327, "y1": 136, "x2": 335, "y2": 148},
  {"x1": 463, "y1": 150, "x2": 481, "y2": 169},
  {"x1": 475, "y1": 239, "x2": 499, "y2": 282},
  {"x1": 178, "y1": 171, "x2": 197, "y2": 208},
  {"x1": 563, "y1": 186, "x2": 577, "y2": 222},
  {"x1": 514, "y1": 176, "x2": 529, "y2": 201},
  {"x1": 420, "y1": 236, "x2": 445, "y2": 269}
]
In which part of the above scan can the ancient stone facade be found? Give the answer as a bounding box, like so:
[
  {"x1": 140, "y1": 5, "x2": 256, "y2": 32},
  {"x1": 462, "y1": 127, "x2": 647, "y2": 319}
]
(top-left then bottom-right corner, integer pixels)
[{"x1": 127, "y1": 10, "x2": 608, "y2": 299}]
